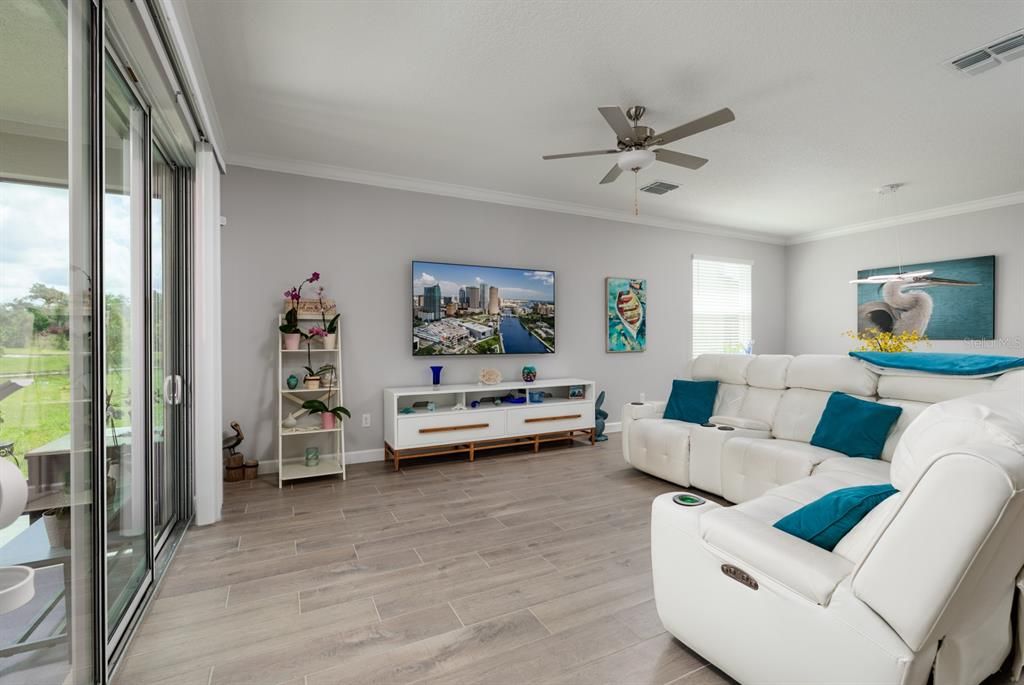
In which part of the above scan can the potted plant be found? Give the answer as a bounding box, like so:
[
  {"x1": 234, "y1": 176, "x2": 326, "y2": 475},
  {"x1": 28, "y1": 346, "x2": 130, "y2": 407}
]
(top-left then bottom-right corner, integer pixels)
[
  {"x1": 315, "y1": 285, "x2": 340, "y2": 349},
  {"x1": 302, "y1": 327, "x2": 328, "y2": 388},
  {"x1": 301, "y1": 399, "x2": 351, "y2": 430},
  {"x1": 280, "y1": 272, "x2": 320, "y2": 349},
  {"x1": 43, "y1": 507, "x2": 71, "y2": 548}
]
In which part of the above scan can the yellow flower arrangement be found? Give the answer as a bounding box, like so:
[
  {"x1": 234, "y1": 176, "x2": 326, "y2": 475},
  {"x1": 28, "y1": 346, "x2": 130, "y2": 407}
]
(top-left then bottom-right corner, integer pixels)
[{"x1": 845, "y1": 328, "x2": 930, "y2": 353}]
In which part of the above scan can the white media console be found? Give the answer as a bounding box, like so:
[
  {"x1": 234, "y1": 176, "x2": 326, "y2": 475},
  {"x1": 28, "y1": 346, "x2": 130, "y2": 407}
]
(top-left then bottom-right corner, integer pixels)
[{"x1": 383, "y1": 378, "x2": 596, "y2": 470}]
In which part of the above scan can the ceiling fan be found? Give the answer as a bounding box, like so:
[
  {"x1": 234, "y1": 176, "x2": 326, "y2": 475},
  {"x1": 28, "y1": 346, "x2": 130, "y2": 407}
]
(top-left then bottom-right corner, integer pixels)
[{"x1": 542, "y1": 105, "x2": 735, "y2": 184}]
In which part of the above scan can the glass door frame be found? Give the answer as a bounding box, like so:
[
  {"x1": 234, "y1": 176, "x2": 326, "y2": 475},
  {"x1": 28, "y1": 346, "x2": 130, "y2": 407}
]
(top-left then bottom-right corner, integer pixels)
[{"x1": 95, "y1": 9, "x2": 195, "y2": 679}]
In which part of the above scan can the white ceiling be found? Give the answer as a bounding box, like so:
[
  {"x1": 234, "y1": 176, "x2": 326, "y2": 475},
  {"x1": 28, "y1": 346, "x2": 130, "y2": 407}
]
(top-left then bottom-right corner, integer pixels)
[{"x1": 184, "y1": 0, "x2": 1024, "y2": 241}]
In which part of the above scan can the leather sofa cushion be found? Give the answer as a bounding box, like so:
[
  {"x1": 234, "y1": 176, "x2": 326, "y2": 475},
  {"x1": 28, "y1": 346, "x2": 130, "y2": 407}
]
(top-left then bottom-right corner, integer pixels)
[
  {"x1": 746, "y1": 354, "x2": 793, "y2": 389},
  {"x1": 786, "y1": 354, "x2": 879, "y2": 397},
  {"x1": 712, "y1": 382, "x2": 748, "y2": 417},
  {"x1": 877, "y1": 375, "x2": 994, "y2": 404},
  {"x1": 879, "y1": 399, "x2": 929, "y2": 462},
  {"x1": 691, "y1": 354, "x2": 752, "y2": 385},
  {"x1": 722, "y1": 438, "x2": 846, "y2": 503},
  {"x1": 833, "y1": 494, "x2": 901, "y2": 564},
  {"x1": 737, "y1": 387, "x2": 784, "y2": 427},
  {"x1": 892, "y1": 390, "x2": 1024, "y2": 491},
  {"x1": 626, "y1": 418, "x2": 694, "y2": 485}
]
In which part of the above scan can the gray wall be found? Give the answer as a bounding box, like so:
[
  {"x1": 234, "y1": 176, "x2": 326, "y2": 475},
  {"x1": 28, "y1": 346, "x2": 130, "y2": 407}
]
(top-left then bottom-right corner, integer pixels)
[
  {"x1": 785, "y1": 203, "x2": 1024, "y2": 355},
  {"x1": 220, "y1": 166, "x2": 788, "y2": 457}
]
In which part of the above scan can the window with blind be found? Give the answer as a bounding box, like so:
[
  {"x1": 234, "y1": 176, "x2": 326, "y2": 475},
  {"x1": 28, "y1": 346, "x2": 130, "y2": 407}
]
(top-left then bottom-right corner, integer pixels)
[{"x1": 692, "y1": 256, "x2": 753, "y2": 358}]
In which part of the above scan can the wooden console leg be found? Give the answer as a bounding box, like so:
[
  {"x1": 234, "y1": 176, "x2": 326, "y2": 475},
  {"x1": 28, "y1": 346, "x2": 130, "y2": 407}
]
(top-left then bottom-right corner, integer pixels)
[
  {"x1": 590, "y1": 428, "x2": 596, "y2": 445},
  {"x1": 534, "y1": 435, "x2": 540, "y2": 453},
  {"x1": 469, "y1": 442, "x2": 475, "y2": 462},
  {"x1": 393, "y1": 451, "x2": 401, "y2": 472}
]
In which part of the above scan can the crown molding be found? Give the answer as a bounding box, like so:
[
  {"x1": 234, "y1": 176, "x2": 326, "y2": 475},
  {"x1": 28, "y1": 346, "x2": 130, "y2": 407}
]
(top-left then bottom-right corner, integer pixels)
[
  {"x1": 227, "y1": 153, "x2": 787, "y2": 245},
  {"x1": 786, "y1": 190, "x2": 1024, "y2": 245}
]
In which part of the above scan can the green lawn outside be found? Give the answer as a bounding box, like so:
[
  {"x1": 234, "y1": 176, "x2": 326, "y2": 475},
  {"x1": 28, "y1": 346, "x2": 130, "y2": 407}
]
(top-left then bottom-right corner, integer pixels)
[{"x1": 1, "y1": 347, "x2": 131, "y2": 473}]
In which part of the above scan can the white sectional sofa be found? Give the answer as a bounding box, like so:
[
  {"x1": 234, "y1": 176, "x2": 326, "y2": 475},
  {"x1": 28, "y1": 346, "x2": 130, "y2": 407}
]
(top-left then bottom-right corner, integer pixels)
[
  {"x1": 621, "y1": 353, "x2": 1008, "y2": 503},
  {"x1": 651, "y1": 388, "x2": 1024, "y2": 685},
  {"x1": 631, "y1": 354, "x2": 1024, "y2": 683}
]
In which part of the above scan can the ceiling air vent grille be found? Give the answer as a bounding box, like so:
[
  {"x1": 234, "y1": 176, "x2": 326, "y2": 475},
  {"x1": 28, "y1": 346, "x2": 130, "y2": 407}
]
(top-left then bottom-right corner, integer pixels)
[
  {"x1": 640, "y1": 181, "x2": 679, "y2": 195},
  {"x1": 952, "y1": 49, "x2": 993, "y2": 71},
  {"x1": 989, "y1": 33, "x2": 1024, "y2": 55},
  {"x1": 950, "y1": 29, "x2": 1024, "y2": 75}
]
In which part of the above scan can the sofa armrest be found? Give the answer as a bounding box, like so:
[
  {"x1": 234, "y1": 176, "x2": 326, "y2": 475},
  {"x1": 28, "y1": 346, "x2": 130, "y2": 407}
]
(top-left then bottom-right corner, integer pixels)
[
  {"x1": 709, "y1": 415, "x2": 772, "y2": 431},
  {"x1": 622, "y1": 401, "x2": 667, "y2": 422},
  {"x1": 700, "y1": 507, "x2": 854, "y2": 606}
]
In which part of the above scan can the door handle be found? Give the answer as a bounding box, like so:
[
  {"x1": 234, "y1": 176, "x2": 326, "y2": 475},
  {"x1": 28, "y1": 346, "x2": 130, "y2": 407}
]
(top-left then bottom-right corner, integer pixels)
[
  {"x1": 174, "y1": 375, "x2": 183, "y2": 405},
  {"x1": 163, "y1": 375, "x2": 174, "y2": 404}
]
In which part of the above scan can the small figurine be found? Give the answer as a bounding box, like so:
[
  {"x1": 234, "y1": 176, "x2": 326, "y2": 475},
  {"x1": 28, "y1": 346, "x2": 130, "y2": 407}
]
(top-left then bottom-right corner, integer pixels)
[
  {"x1": 399, "y1": 407, "x2": 417, "y2": 414},
  {"x1": 594, "y1": 391, "x2": 609, "y2": 442}
]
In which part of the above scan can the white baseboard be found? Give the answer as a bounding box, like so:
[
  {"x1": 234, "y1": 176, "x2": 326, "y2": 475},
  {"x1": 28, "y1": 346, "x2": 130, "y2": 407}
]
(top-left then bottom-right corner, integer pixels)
[
  {"x1": 605, "y1": 422, "x2": 621, "y2": 434},
  {"x1": 257, "y1": 448, "x2": 384, "y2": 474}
]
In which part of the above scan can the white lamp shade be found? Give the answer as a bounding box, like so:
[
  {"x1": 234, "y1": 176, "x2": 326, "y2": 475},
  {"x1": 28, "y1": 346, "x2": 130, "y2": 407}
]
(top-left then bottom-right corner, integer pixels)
[{"x1": 617, "y1": 149, "x2": 655, "y2": 172}]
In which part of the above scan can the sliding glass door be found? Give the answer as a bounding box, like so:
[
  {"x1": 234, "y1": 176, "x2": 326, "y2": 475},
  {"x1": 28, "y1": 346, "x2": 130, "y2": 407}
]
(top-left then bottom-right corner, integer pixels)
[
  {"x1": 2, "y1": 1, "x2": 194, "y2": 679},
  {"x1": 0, "y1": 1, "x2": 96, "y2": 683},
  {"x1": 102, "y1": 56, "x2": 151, "y2": 641},
  {"x1": 150, "y1": 144, "x2": 183, "y2": 550}
]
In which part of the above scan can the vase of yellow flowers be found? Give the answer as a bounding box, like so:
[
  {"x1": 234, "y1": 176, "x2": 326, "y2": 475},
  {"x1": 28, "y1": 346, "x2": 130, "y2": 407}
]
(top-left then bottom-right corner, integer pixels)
[{"x1": 845, "y1": 328, "x2": 929, "y2": 352}]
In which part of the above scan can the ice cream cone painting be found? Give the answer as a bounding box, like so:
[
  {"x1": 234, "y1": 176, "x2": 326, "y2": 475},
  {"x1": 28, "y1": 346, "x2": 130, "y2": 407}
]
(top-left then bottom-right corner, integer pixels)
[{"x1": 607, "y1": 277, "x2": 647, "y2": 352}]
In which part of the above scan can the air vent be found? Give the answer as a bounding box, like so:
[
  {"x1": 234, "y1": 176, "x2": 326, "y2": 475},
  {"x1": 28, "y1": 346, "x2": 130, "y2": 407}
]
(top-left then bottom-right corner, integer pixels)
[
  {"x1": 640, "y1": 181, "x2": 679, "y2": 195},
  {"x1": 950, "y1": 29, "x2": 1024, "y2": 75},
  {"x1": 952, "y1": 49, "x2": 993, "y2": 71},
  {"x1": 989, "y1": 33, "x2": 1024, "y2": 59}
]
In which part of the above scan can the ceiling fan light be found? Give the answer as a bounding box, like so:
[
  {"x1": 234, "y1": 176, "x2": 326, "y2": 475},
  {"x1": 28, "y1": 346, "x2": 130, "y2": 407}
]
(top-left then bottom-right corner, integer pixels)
[{"x1": 617, "y1": 149, "x2": 655, "y2": 172}]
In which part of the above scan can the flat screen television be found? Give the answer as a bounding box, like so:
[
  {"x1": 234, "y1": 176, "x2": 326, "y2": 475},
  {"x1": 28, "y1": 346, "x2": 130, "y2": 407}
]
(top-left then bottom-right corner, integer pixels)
[{"x1": 412, "y1": 260, "x2": 555, "y2": 356}]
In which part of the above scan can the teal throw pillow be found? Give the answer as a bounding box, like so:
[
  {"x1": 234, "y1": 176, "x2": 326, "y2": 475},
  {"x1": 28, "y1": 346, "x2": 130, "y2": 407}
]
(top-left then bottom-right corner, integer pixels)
[
  {"x1": 663, "y1": 379, "x2": 718, "y2": 424},
  {"x1": 774, "y1": 484, "x2": 898, "y2": 551},
  {"x1": 811, "y1": 392, "x2": 902, "y2": 460}
]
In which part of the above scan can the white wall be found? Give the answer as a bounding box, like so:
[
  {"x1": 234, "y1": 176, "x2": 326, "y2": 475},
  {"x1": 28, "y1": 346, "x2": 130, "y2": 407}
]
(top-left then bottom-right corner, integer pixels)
[
  {"x1": 220, "y1": 165, "x2": 787, "y2": 458},
  {"x1": 786, "y1": 203, "x2": 1024, "y2": 355}
]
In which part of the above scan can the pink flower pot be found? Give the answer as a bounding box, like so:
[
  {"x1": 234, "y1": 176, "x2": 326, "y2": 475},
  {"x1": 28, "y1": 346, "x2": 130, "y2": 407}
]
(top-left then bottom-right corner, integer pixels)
[
  {"x1": 321, "y1": 413, "x2": 335, "y2": 430},
  {"x1": 282, "y1": 333, "x2": 300, "y2": 350}
]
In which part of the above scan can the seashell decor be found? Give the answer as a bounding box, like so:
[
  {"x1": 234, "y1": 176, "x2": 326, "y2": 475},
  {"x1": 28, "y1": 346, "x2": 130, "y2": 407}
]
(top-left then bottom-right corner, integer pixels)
[{"x1": 479, "y1": 368, "x2": 503, "y2": 385}]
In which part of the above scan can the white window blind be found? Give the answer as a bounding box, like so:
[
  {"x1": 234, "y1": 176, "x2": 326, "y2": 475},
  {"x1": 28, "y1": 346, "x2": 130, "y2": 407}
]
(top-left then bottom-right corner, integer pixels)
[{"x1": 692, "y1": 256, "x2": 753, "y2": 358}]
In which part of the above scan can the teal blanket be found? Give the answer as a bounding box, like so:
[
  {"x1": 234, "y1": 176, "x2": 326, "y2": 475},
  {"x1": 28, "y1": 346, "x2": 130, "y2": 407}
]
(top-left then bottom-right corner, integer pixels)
[{"x1": 849, "y1": 352, "x2": 1024, "y2": 376}]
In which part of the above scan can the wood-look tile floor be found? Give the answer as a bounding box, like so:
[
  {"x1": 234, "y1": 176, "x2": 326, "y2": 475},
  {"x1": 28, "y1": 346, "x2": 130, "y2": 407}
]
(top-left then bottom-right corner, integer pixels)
[
  {"x1": 115, "y1": 434, "x2": 734, "y2": 685},
  {"x1": 115, "y1": 432, "x2": 1020, "y2": 685}
]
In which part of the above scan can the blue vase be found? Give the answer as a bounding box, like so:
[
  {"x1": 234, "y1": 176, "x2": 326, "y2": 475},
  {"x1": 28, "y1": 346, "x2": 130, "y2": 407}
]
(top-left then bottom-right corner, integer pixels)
[
  {"x1": 286, "y1": 374, "x2": 299, "y2": 389},
  {"x1": 430, "y1": 365, "x2": 444, "y2": 386}
]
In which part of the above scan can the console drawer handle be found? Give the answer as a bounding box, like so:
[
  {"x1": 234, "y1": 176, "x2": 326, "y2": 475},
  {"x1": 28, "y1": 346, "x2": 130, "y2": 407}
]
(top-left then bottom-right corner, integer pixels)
[
  {"x1": 419, "y1": 423, "x2": 490, "y2": 434},
  {"x1": 524, "y1": 414, "x2": 583, "y2": 423}
]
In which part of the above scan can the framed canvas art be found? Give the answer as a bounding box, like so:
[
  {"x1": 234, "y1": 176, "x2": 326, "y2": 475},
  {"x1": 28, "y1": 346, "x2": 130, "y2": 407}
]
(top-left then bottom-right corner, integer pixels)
[
  {"x1": 856, "y1": 255, "x2": 995, "y2": 340},
  {"x1": 607, "y1": 277, "x2": 647, "y2": 352}
]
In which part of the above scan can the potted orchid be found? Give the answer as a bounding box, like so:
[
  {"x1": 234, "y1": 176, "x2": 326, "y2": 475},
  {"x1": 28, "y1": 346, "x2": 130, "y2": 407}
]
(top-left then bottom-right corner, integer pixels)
[
  {"x1": 315, "y1": 285, "x2": 340, "y2": 349},
  {"x1": 300, "y1": 399, "x2": 351, "y2": 430},
  {"x1": 279, "y1": 272, "x2": 320, "y2": 350},
  {"x1": 302, "y1": 326, "x2": 328, "y2": 388}
]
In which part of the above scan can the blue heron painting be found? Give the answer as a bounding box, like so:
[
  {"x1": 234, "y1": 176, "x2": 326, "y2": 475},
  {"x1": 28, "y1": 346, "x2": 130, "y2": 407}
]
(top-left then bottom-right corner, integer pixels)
[{"x1": 855, "y1": 256, "x2": 994, "y2": 340}]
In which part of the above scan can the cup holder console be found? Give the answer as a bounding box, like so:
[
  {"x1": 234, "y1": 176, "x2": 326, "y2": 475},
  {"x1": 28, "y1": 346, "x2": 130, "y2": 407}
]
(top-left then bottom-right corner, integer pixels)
[{"x1": 673, "y1": 493, "x2": 707, "y2": 507}]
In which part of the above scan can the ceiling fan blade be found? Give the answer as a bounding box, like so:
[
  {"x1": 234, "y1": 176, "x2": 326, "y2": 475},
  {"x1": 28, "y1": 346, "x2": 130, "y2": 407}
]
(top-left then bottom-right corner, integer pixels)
[
  {"x1": 654, "y1": 148, "x2": 709, "y2": 170},
  {"x1": 652, "y1": 107, "x2": 735, "y2": 146},
  {"x1": 599, "y1": 165, "x2": 622, "y2": 184},
  {"x1": 598, "y1": 106, "x2": 638, "y2": 143},
  {"x1": 542, "y1": 149, "x2": 618, "y2": 160}
]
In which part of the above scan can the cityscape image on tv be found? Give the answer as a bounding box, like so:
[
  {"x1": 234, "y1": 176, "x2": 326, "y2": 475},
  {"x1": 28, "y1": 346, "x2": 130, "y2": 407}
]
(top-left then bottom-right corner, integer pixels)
[{"x1": 412, "y1": 261, "x2": 555, "y2": 355}]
